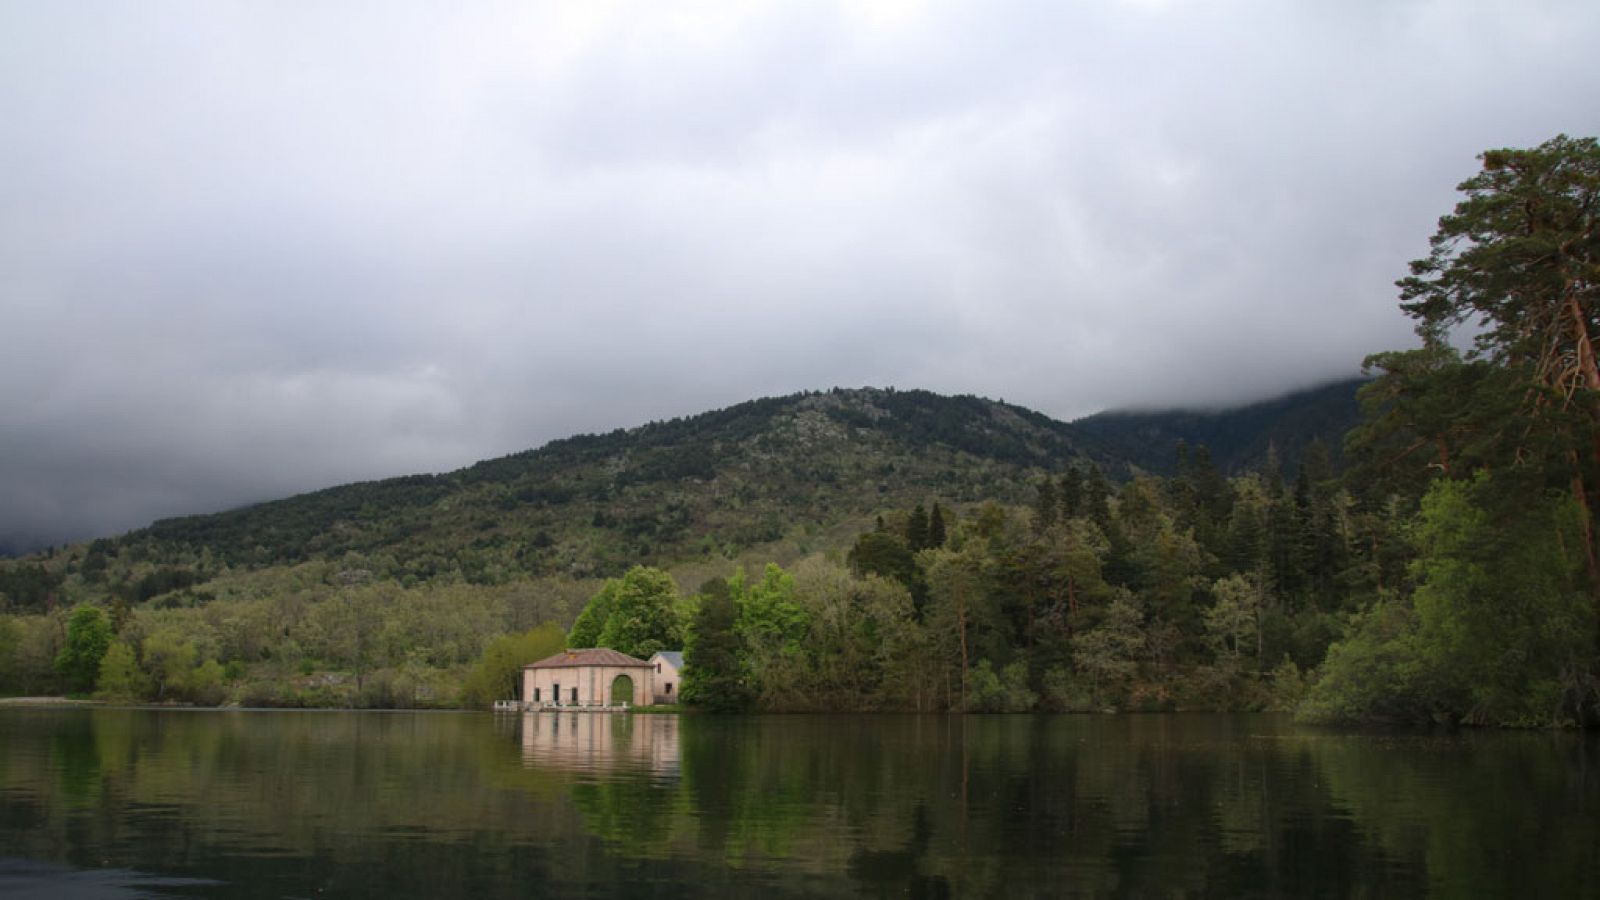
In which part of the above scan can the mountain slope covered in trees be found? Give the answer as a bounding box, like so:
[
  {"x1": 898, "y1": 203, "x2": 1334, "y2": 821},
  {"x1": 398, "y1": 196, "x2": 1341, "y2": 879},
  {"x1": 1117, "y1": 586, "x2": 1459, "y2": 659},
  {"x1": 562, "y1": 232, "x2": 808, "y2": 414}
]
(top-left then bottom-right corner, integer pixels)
[
  {"x1": 1070, "y1": 378, "x2": 1366, "y2": 476},
  {"x1": 115, "y1": 388, "x2": 1096, "y2": 581},
  {"x1": 0, "y1": 377, "x2": 1384, "y2": 713},
  {"x1": 90, "y1": 382, "x2": 1358, "y2": 577}
]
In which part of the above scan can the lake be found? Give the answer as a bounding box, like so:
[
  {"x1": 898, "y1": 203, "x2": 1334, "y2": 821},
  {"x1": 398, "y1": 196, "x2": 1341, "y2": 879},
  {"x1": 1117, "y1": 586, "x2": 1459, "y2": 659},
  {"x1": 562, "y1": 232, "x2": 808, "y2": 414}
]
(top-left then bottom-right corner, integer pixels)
[{"x1": 0, "y1": 709, "x2": 1595, "y2": 898}]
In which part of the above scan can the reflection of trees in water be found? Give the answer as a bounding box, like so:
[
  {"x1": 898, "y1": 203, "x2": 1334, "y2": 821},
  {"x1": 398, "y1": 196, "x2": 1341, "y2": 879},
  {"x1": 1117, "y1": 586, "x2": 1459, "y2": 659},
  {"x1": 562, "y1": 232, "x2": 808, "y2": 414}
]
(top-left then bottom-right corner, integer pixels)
[
  {"x1": 7, "y1": 711, "x2": 582, "y2": 896},
  {"x1": 1290, "y1": 731, "x2": 1600, "y2": 897},
  {"x1": 664, "y1": 716, "x2": 1600, "y2": 897},
  {"x1": 846, "y1": 804, "x2": 950, "y2": 899},
  {"x1": 3, "y1": 711, "x2": 1599, "y2": 897}
]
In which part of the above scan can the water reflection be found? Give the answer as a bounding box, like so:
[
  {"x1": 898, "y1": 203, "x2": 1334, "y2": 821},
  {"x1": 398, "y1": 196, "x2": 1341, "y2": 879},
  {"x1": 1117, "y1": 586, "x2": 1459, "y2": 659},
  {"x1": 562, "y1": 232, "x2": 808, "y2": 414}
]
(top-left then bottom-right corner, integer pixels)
[
  {"x1": 0, "y1": 858, "x2": 222, "y2": 898},
  {"x1": 0, "y1": 710, "x2": 1596, "y2": 898},
  {"x1": 518, "y1": 712, "x2": 680, "y2": 779}
]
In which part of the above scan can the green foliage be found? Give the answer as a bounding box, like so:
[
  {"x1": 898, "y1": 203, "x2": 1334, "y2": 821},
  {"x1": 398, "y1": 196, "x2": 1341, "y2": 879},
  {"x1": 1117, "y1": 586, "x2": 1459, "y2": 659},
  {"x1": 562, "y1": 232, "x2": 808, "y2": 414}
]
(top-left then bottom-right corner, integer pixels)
[
  {"x1": 1407, "y1": 476, "x2": 1590, "y2": 724},
  {"x1": 1297, "y1": 593, "x2": 1439, "y2": 724},
  {"x1": 594, "y1": 566, "x2": 682, "y2": 659},
  {"x1": 923, "y1": 542, "x2": 990, "y2": 707},
  {"x1": 681, "y1": 578, "x2": 750, "y2": 712},
  {"x1": 1304, "y1": 135, "x2": 1600, "y2": 727},
  {"x1": 0, "y1": 378, "x2": 1382, "y2": 713},
  {"x1": 568, "y1": 580, "x2": 617, "y2": 648},
  {"x1": 1265, "y1": 657, "x2": 1307, "y2": 712},
  {"x1": 0, "y1": 617, "x2": 18, "y2": 693},
  {"x1": 965, "y1": 660, "x2": 1037, "y2": 712},
  {"x1": 847, "y1": 531, "x2": 921, "y2": 602},
  {"x1": 0, "y1": 614, "x2": 60, "y2": 696},
  {"x1": 1071, "y1": 590, "x2": 1144, "y2": 707},
  {"x1": 1206, "y1": 574, "x2": 1262, "y2": 663},
  {"x1": 54, "y1": 605, "x2": 112, "y2": 694},
  {"x1": 0, "y1": 564, "x2": 61, "y2": 613},
  {"x1": 1040, "y1": 666, "x2": 1094, "y2": 712},
  {"x1": 906, "y1": 505, "x2": 931, "y2": 551},
  {"x1": 732, "y1": 564, "x2": 806, "y2": 651},
  {"x1": 460, "y1": 623, "x2": 567, "y2": 707},
  {"x1": 94, "y1": 640, "x2": 148, "y2": 702},
  {"x1": 188, "y1": 659, "x2": 227, "y2": 706},
  {"x1": 736, "y1": 561, "x2": 923, "y2": 711},
  {"x1": 89, "y1": 387, "x2": 1109, "y2": 584},
  {"x1": 1304, "y1": 476, "x2": 1592, "y2": 726},
  {"x1": 1032, "y1": 479, "x2": 1058, "y2": 532},
  {"x1": 1398, "y1": 135, "x2": 1600, "y2": 368},
  {"x1": 141, "y1": 627, "x2": 198, "y2": 702}
]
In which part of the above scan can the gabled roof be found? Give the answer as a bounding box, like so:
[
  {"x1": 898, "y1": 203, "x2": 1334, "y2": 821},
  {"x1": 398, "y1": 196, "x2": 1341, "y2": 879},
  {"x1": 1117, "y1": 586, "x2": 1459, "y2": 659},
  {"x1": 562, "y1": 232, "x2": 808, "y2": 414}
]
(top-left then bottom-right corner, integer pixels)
[
  {"x1": 651, "y1": 651, "x2": 684, "y2": 669},
  {"x1": 523, "y1": 648, "x2": 652, "y2": 670}
]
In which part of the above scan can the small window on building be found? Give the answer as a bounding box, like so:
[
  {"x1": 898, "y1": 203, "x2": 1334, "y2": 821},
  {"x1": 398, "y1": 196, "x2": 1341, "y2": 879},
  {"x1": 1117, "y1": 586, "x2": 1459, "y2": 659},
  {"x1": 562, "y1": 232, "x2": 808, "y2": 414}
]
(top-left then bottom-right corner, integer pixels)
[
  {"x1": 665, "y1": 682, "x2": 673, "y2": 695},
  {"x1": 570, "y1": 687, "x2": 578, "y2": 704},
  {"x1": 656, "y1": 663, "x2": 661, "y2": 673},
  {"x1": 533, "y1": 687, "x2": 541, "y2": 702}
]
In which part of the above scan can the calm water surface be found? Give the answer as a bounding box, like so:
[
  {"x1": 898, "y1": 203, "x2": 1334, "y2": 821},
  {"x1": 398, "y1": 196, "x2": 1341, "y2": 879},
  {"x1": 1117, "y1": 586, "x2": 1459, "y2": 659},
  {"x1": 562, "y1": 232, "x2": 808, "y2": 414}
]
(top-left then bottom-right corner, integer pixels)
[{"x1": 0, "y1": 709, "x2": 1596, "y2": 898}]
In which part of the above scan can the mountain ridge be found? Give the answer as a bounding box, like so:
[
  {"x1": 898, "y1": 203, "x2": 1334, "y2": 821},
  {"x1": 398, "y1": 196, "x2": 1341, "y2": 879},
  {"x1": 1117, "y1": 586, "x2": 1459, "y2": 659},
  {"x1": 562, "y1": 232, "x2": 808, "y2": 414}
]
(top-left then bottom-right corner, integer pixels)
[
  {"x1": 1070, "y1": 378, "x2": 1366, "y2": 476},
  {"x1": 3, "y1": 381, "x2": 1365, "y2": 575}
]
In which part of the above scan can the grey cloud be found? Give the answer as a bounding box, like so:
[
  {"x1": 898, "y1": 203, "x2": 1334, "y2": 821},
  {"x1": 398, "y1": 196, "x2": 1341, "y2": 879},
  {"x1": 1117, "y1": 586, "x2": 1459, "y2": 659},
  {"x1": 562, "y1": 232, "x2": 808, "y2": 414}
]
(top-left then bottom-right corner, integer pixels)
[{"x1": 2, "y1": 0, "x2": 1598, "y2": 548}]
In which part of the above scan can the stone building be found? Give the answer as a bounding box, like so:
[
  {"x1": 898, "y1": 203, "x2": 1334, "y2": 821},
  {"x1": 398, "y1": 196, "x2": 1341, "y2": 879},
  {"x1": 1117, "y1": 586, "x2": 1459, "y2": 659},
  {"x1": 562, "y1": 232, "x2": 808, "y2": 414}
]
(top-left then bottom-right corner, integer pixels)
[
  {"x1": 648, "y1": 651, "x2": 683, "y2": 704},
  {"x1": 520, "y1": 648, "x2": 660, "y2": 708}
]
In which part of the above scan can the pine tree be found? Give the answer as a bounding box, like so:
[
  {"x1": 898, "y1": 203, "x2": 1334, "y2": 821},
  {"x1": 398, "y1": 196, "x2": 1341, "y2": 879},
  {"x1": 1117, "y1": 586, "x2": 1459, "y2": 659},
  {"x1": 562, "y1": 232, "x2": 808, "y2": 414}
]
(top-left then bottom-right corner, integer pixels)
[
  {"x1": 1397, "y1": 135, "x2": 1600, "y2": 603},
  {"x1": 906, "y1": 504, "x2": 931, "y2": 551},
  {"x1": 1059, "y1": 469, "x2": 1083, "y2": 519},
  {"x1": 681, "y1": 578, "x2": 750, "y2": 712},
  {"x1": 1084, "y1": 467, "x2": 1113, "y2": 529},
  {"x1": 1033, "y1": 478, "x2": 1059, "y2": 532},
  {"x1": 928, "y1": 502, "x2": 947, "y2": 548}
]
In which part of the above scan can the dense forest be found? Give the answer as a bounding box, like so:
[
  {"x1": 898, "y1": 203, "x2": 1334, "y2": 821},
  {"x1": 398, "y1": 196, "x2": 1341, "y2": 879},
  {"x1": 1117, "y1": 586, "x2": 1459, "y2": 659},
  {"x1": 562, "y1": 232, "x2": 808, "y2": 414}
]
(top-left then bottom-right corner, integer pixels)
[{"x1": 1, "y1": 134, "x2": 1596, "y2": 727}]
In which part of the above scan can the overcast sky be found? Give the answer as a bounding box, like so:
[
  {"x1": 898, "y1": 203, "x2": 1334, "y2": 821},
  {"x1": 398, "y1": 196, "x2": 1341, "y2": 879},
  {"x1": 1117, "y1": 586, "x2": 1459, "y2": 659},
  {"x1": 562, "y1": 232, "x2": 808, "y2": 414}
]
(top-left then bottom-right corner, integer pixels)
[{"x1": 2, "y1": 1, "x2": 1597, "y2": 550}]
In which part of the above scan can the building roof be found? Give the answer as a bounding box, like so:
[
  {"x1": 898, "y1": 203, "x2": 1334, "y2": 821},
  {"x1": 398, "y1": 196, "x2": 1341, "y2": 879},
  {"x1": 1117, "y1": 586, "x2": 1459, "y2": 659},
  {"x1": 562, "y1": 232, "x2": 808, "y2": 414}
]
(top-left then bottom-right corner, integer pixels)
[
  {"x1": 651, "y1": 651, "x2": 684, "y2": 669},
  {"x1": 523, "y1": 648, "x2": 652, "y2": 670}
]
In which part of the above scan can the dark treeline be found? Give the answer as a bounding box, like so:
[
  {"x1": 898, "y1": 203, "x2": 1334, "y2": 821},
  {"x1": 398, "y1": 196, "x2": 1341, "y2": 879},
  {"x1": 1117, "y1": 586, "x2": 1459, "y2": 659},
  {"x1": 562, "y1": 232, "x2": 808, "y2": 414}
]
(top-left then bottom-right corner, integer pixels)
[{"x1": 671, "y1": 446, "x2": 1348, "y2": 715}]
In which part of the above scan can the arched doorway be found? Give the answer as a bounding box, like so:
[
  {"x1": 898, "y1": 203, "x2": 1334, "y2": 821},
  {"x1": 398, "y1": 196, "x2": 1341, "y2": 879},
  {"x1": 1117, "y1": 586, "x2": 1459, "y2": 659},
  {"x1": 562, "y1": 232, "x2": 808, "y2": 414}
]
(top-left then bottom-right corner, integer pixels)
[{"x1": 611, "y1": 674, "x2": 634, "y2": 707}]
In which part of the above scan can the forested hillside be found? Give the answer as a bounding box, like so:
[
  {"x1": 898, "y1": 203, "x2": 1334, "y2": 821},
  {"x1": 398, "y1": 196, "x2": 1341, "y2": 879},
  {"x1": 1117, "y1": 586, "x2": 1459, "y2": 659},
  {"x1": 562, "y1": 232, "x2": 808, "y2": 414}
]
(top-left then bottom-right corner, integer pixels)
[
  {"x1": 117, "y1": 388, "x2": 1093, "y2": 581},
  {"x1": 1070, "y1": 378, "x2": 1366, "y2": 476},
  {"x1": 0, "y1": 381, "x2": 1359, "y2": 710}
]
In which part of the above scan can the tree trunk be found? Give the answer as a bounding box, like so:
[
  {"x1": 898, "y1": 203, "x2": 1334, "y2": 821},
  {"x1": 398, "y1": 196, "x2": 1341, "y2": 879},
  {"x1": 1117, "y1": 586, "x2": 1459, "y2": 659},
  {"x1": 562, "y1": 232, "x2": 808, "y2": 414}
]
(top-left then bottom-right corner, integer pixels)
[{"x1": 1561, "y1": 293, "x2": 1600, "y2": 621}]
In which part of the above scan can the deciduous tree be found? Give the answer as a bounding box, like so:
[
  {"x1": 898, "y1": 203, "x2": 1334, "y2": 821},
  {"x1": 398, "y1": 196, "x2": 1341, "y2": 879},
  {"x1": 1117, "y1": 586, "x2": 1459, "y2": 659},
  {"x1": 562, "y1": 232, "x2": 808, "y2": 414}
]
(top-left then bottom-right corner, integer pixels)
[{"x1": 54, "y1": 605, "x2": 111, "y2": 694}]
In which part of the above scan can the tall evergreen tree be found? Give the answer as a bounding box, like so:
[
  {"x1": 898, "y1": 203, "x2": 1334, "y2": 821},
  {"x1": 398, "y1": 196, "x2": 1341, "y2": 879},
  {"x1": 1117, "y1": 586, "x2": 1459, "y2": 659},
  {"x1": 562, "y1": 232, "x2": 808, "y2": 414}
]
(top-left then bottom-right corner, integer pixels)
[
  {"x1": 1084, "y1": 467, "x2": 1113, "y2": 529},
  {"x1": 1033, "y1": 478, "x2": 1059, "y2": 532},
  {"x1": 1397, "y1": 134, "x2": 1600, "y2": 602},
  {"x1": 927, "y1": 502, "x2": 947, "y2": 548},
  {"x1": 682, "y1": 578, "x2": 750, "y2": 712},
  {"x1": 1059, "y1": 469, "x2": 1083, "y2": 519},
  {"x1": 906, "y1": 504, "x2": 931, "y2": 551}
]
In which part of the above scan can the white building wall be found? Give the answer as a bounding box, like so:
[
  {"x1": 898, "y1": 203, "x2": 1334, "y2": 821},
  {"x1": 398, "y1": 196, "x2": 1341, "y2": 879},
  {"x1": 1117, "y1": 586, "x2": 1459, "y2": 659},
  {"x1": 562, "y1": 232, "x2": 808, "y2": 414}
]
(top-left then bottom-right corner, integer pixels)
[{"x1": 649, "y1": 654, "x2": 683, "y2": 704}]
